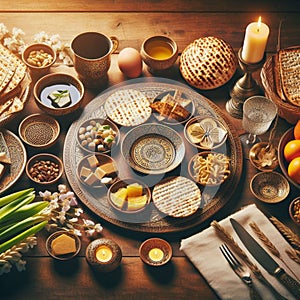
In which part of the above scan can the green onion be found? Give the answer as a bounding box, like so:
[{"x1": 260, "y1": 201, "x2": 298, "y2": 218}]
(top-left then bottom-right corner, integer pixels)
[
  {"x1": 0, "y1": 215, "x2": 46, "y2": 243},
  {"x1": 0, "y1": 194, "x2": 35, "y2": 222},
  {"x1": 0, "y1": 188, "x2": 34, "y2": 208},
  {"x1": 0, "y1": 201, "x2": 49, "y2": 226},
  {"x1": 0, "y1": 221, "x2": 47, "y2": 254}
]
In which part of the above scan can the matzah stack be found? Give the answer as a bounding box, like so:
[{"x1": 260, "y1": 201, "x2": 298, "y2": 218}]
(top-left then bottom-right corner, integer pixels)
[
  {"x1": 180, "y1": 37, "x2": 237, "y2": 90},
  {"x1": 0, "y1": 43, "x2": 27, "y2": 102},
  {"x1": 274, "y1": 47, "x2": 300, "y2": 107}
]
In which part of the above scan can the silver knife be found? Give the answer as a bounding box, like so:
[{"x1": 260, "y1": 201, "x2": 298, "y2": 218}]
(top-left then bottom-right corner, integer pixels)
[{"x1": 230, "y1": 218, "x2": 300, "y2": 299}]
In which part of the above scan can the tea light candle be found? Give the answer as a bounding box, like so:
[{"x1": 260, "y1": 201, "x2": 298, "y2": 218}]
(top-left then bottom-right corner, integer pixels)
[
  {"x1": 241, "y1": 17, "x2": 269, "y2": 63},
  {"x1": 139, "y1": 238, "x2": 172, "y2": 266},
  {"x1": 96, "y1": 245, "x2": 113, "y2": 263},
  {"x1": 148, "y1": 247, "x2": 164, "y2": 262},
  {"x1": 86, "y1": 238, "x2": 122, "y2": 272}
]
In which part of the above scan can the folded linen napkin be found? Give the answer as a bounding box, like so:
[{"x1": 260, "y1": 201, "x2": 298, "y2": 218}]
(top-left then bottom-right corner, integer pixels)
[{"x1": 180, "y1": 204, "x2": 300, "y2": 300}]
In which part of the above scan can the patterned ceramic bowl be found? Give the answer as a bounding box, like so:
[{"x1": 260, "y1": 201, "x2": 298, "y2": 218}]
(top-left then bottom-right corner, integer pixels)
[{"x1": 18, "y1": 113, "x2": 60, "y2": 148}]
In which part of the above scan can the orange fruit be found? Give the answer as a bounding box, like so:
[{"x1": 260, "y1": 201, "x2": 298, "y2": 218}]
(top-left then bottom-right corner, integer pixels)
[
  {"x1": 294, "y1": 119, "x2": 300, "y2": 140},
  {"x1": 283, "y1": 139, "x2": 300, "y2": 162},
  {"x1": 288, "y1": 157, "x2": 300, "y2": 184}
]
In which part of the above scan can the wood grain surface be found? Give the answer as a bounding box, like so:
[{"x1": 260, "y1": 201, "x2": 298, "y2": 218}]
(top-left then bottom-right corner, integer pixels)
[{"x1": 1, "y1": 1, "x2": 299, "y2": 299}]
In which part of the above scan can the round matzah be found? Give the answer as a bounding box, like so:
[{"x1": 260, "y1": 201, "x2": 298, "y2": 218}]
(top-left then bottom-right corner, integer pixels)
[
  {"x1": 180, "y1": 36, "x2": 237, "y2": 90},
  {"x1": 104, "y1": 89, "x2": 151, "y2": 126},
  {"x1": 152, "y1": 176, "x2": 201, "y2": 218}
]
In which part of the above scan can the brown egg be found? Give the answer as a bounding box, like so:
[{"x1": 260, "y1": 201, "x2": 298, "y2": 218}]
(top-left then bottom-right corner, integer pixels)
[{"x1": 117, "y1": 47, "x2": 143, "y2": 78}]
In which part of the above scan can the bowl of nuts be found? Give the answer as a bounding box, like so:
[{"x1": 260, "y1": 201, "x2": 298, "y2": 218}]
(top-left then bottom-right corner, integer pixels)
[
  {"x1": 289, "y1": 197, "x2": 300, "y2": 227},
  {"x1": 77, "y1": 118, "x2": 119, "y2": 154},
  {"x1": 22, "y1": 43, "x2": 56, "y2": 78},
  {"x1": 26, "y1": 153, "x2": 63, "y2": 185}
]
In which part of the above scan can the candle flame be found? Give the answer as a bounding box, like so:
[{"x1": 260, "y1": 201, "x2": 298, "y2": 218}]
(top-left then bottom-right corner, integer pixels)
[{"x1": 257, "y1": 16, "x2": 262, "y2": 32}]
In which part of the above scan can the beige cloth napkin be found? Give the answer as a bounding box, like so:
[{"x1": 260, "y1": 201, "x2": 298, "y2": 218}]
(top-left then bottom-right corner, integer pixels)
[{"x1": 180, "y1": 204, "x2": 300, "y2": 300}]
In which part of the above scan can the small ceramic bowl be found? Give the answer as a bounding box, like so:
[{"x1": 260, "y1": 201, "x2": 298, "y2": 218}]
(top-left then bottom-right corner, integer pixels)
[
  {"x1": 250, "y1": 171, "x2": 290, "y2": 203},
  {"x1": 33, "y1": 72, "x2": 84, "y2": 116},
  {"x1": 46, "y1": 230, "x2": 81, "y2": 261},
  {"x1": 278, "y1": 128, "x2": 300, "y2": 189},
  {"x1": 76, "y1": 118, "x2": 120, "y2": 154},
  {"x1": 139, "y1": 238, "x2": 172, "y2": 267},
  {"x1": 26, "y1": 153, "x2": 64, "y2": 185},
  {"x1": 76, "y1": 153, "x2": 118, "y2": 188},
  {"x1": 184, "y1": 116, "x2": 228, "y2": 150},
  {"x1": 188, "y1": 151, "x2": 231, "y2": 186},
  {"x1": 107, "y1": 178, "x2": 151, "y2": 213},
  {"x1": 22, "y1": 43, "x2": 56, "y2": 77},
  {"x1": 18, "y1": 113, "x2": 60, "y2": 148},
  {"x1": 141, "y1": 35, "x2": 178, "y2": 73},
  {"x1": 289, "y1": 197, "x2": 300, "y2": 227}
]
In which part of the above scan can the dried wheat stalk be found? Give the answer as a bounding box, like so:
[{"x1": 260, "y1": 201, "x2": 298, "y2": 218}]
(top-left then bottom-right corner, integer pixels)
[
  {"x1": 211, "y1": 220, "x2": 260, "y2": 274},
  {"x1": 250, "y1": 222, "x2": 300, "y2": 281},
  {"x1": 286, "y1": 248, "x2": 300, "y2": 264},
  {"x1": 269, "y1": 216, "x2": 300, "y2": 250}
]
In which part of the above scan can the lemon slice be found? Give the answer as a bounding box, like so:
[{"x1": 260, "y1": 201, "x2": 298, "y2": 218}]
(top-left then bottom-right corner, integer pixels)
[
  {"x1": 186, "y1": 123, "x2": 206, "y2": 143},
  {"x1": 187, "y1": 117, "x2": 227, "y2": 148}
]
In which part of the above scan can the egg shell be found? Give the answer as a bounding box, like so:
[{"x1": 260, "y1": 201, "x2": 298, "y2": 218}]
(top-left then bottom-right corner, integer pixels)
[{"x1": 118, "y1": 48, "x2": 143, "y2": 78}]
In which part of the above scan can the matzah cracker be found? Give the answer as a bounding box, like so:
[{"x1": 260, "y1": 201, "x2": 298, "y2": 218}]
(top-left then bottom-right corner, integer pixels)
[
  {"x1": 180, "y1": 37, "x2": 237, "y2": 90},
  {"x1": 104, "y1": 89, "x2": 151, "y2": 126},
  {"x1": 152, "y1": 176, "x2": 201, "y2": 218},
  {"x1": 276, "y1": 47, "x2": 300, "y2": 106},
  {"x1": 0, "y1": 44, "x2": 27, "y2": 101}
]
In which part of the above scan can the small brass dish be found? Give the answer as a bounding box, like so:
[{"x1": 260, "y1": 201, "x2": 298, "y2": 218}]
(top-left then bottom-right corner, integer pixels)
[
  {"x1": 289, "y1": 197, "x2": 300, "y2": 227},
  {"x1": 139, "y1": 238, "x2": 172, "y2": 267},
  {"x1": 19, "y1": 113, "x2": 60, "y2": 148},
  {"x1": 250, "y1": 171, "x2": 290, "y2": 203},
  {"x1": 249, "y1": 142, "x2": 278, "y2": 172},
  {"x1": 46, "y1": 230, "x2": 81, "y2": 261}
]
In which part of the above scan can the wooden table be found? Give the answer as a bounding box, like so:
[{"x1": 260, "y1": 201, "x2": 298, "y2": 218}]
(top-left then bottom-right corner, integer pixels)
[{"x1": 1, "y1": 1, "x2": 300, "y2": 299}]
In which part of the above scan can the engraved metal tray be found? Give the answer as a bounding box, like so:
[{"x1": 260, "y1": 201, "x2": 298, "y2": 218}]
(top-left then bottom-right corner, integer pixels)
[{"x1": 63, "y1": 78, "x2": 243, "y2": 233}]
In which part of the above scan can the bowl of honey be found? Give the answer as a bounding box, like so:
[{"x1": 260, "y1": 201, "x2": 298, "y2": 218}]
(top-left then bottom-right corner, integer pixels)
[{"x1": 140, "y1": 35, "x2": 178, "y2": 73}]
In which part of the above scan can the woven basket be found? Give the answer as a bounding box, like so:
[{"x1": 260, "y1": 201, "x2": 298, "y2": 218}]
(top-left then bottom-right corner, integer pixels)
[{"x1": 261, "y1": 55, "x2": 300, "y2": 124}]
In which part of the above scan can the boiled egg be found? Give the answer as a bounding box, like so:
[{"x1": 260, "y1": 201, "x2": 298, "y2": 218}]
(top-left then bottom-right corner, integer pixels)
[{"x1": 117, "y1": 47, "x2": 143, "y2": 78}]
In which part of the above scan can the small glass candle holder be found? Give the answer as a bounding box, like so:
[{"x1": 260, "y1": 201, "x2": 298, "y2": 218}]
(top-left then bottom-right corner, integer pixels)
[
  {"x1": 85, "y1": 238, "x2": 122, "y2": 272},
  {"x1": 139, "y1": 238, "x2": 172, "y2": 267},
  {"x1": 226, "y1": 48, "x2": 265, "y2": 119}
]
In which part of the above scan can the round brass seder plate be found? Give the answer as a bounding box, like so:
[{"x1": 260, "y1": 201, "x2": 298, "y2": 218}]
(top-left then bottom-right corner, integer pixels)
[{"x1": 63, "y1": 78, "x2": 243, "y2": 233}]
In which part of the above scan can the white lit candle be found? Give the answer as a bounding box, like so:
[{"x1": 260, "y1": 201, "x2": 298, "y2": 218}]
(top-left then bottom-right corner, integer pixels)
[{"x1": 241, "y1": 17, "x2": 270, "y2": 63}]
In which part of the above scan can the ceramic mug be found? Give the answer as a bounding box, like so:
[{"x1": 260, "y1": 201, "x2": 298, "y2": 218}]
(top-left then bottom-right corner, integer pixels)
[
  {"x1": 70, "y1": 32, "x2": 118, "y2": 88},
  {"x1": 140, "y1": 35, "x2": 178, "y2": 73}
]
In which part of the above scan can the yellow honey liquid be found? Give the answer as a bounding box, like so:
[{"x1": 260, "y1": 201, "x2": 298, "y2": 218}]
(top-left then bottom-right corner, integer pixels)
[{"x1": 146, "y1": 41, "x2": 173, "y2": 60}]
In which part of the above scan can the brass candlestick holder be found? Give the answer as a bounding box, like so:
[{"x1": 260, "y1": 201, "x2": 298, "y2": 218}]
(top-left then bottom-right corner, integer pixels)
[{"x1": 226, "y1": 48, "x2": 265, "y2": 119}]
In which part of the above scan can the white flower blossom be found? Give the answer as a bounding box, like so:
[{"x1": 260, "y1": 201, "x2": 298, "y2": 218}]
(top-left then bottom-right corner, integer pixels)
[
  {"x1": 15, "y1": 259, "x2": 27, "y2": 272},
  {"x1": 0, "y1": 23, "x2": 8, "y2": 39},
  {"x1": 0, "y1": 262, "x2": 12, "y2": 275}
]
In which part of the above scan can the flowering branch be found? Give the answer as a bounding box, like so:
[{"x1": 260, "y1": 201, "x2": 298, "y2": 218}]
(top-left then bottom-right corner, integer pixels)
[
  {"x1": 0, "y1": 236, "x2": 37, "y2": 275},
  {"x1": 39, "y1": 184, "x2": 103, "y2": 237},
  {"x1": 0, "y1": 22, "x2": 72, "y2": 64}
]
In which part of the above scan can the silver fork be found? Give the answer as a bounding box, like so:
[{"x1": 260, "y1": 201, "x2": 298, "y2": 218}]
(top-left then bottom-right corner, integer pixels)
[{"x1": 220, "y1": 244, "x2": 263, "y2": 300}]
